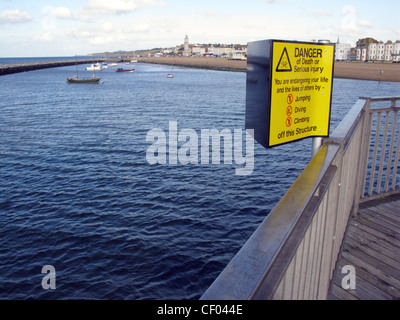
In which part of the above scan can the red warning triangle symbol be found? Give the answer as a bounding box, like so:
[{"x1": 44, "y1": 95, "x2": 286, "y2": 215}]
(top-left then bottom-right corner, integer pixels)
[{"x1": 276, "y1": 47, "x2": 292, "y2": 72}]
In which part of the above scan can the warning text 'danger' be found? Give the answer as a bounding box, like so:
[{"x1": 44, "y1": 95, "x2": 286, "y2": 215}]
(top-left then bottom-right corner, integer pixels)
[{"x1": 294, "y1": 47, "x2": 323, "y2": 59}]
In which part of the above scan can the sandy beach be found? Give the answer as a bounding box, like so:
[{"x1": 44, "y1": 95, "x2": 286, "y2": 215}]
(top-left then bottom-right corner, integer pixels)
[
  {"x1": 334, "y1": 61, "x2": 400, "y2": 82},
  {"x1": 138, "y1": 57, "x2": 400, "y2": 82},
  {"x1": 138, "y1": 57, "x2": 247, "y2": 72}
]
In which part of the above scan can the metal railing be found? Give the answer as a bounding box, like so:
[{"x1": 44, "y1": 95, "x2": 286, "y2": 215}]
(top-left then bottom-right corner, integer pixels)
[{"x1": 201, "y1": 97, "x2": 400, "y2": 300}]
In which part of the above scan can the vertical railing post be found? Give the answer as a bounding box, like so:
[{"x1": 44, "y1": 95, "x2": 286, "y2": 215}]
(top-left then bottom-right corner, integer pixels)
[
  {"x1": 385, "y1": 99, "x2": 398, "y2": 193},
  {"x1": 353, "y1": 98, "x2": 371, "y2": 216}
]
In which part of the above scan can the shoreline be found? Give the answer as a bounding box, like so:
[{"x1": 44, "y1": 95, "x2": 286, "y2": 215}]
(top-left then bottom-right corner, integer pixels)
[
  {"x1": 138, "y1": 57, "x2": 247, "y2": 73},
  {"x1": 333, "y1": 61, "x2": 400, "y2": 82},
  {"x1": 139, "y1": 57, "x2": 400, "y2": 82},
  {"x1": 1, "y1": 57, "x2": 399, "y2": 82}
]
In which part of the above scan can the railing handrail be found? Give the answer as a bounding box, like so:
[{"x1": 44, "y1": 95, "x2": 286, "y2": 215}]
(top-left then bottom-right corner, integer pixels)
[
  {"x1": 201, "y1": 97, "x2": 400, "y2": 300},
  {"x1": 359, "y1": 97, "x2": 400, "y2": 202},
  {"x1": 201, "y1": 144, "x2": 339, "y2": 299}
]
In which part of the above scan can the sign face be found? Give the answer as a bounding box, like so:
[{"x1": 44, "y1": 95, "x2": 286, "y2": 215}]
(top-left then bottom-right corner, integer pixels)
[{"x1": 269, "y1": 41, "x2": 334, "y2": 147}]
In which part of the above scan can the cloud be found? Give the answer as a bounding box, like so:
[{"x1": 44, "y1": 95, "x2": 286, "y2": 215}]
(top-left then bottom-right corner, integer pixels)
[
  {"x1": 127, "y1": 23, "x2": 151, "y2": 33},
  {"x1": 75, "y1": 0, "x2": 166, "y2": 20},
  {"x1": 99, "y1": 21, "x2": 114, "y2": 32},
  {"x1": 33, "y1": 32, "x2": 55, "y2": 42},
  {"x1": 260, "y1": 0, "x2": 288, "y2": 3},
  {"x1": 196, "y1": 9, "x2": 218, "y2": 17},
  {"x1": 313, "y1": 9, "x2": 333, "y2": 17},
  {"x1": 53, "y1": 7, "x2": 73, "y2": 19},
  {"x1": 358, "y1": 20, "x2": 372, "y2": 28},
  {"x1": 0, "y1": 9, "x2": 32, "y2": 24}
]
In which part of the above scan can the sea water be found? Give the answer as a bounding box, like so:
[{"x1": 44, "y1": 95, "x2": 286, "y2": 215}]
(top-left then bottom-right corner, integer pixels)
[{"x1": 0, "y1": 61, "x2": 399, "y2": 299}]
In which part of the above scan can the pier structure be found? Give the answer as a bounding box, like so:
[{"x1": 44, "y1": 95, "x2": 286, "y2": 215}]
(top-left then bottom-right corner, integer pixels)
[
  {"x1": 0, "y1": 59, "x2": 106, "y2": 76},
  {"x1": 201, "y1": 97, "x2": 400, "y2": 300}
]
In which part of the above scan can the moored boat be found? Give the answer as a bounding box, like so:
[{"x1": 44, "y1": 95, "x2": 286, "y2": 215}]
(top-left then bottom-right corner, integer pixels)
[
  {"x1": 116, "y1": 68, "x2": 134, "y2": 73},
  {"x1": 86, "y1": 63, "x2": 102, "y2": 71},
  {"x1": 66, "y1": 75, "x2": 102, "y2": 84}
]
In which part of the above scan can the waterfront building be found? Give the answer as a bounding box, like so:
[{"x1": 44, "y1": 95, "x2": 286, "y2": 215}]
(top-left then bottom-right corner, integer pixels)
[
  {"x1": 393, "y1": 41, "x2": 400, "y2": 62},
  {"x1": 377, "y1": 42, "x2": 385, "y2": 60},
  {"x1": 368, "y1": 42, "x2": 377, "y2": 60},
  {"x1": 335, "y1": 41, "x2": 352, "y2": 61},
  {"x1": 356, "y1": 37, "x2": 378, "y2": 61},
  {"x1": 192, "y1": 45, "x2": 206, "y2": 57},
  {"x1": 385, "y1": 41, "x2": 394, "y2": 61},
  {"x1": 356, "y1": 37, "x2": 400, "y2": 62},
  {"x1": 228, "y1": 50, "x2": 247, "y2": 60}
]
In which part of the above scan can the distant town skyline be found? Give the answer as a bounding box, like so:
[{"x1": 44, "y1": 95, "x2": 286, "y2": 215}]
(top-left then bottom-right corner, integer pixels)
[{"x1": 1, "y1": 0, "x2": 399, "y2": 57}]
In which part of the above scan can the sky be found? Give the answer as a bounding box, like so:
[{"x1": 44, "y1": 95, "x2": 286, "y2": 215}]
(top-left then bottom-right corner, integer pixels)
[{"x1": 0, "y1": 0, "x2": 399, "y2": 57}]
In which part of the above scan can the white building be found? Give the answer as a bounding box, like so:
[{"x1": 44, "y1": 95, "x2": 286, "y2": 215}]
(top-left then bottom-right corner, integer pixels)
[
  {"x1": 393, "y1": 41, "x2": 400, "y2": 62},
  {"x1": 192, "y1": 45, "x2": 206, "y2": 56},
  {"x1": 366, "y1": 40, "x2": 400, "y2": 61},
  {"x1": 357, "y1": 48, "x2": 367, "y2": 61},
  {"x1": 335, "y1": 42, "x2": 351, "y2": 60},
  {"x1": 208, "y1": 45, "x2": 234, "y2": 57},
  {"x1": 377, "y1": 42, "x2": 385, "y2": 60},
  {"x1": 385, "y1": 41, "x2": 394, "y2": 61},
  {"x1": 356, "y1": 38, "x2": 400, "y2": 61},
  {"x1": 368, "y1": 43, "x2": 377, "y2": 60}
]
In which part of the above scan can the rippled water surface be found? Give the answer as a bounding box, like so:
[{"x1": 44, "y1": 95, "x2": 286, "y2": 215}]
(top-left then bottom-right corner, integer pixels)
[{"x1": 0, "y1": 61, "x2": 399, "y2": 299}]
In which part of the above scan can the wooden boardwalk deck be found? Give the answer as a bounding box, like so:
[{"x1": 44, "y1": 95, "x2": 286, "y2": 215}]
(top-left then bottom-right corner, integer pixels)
[{"x1": 328, "y1": 194, "x2": 400, "y2": 300}]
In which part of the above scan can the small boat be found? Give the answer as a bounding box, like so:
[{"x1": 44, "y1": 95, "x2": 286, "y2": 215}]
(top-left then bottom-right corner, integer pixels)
[
  {"x1": 86, "y1": 63, "x2": 102, "y2": 71},
  {"x1": 66, "y1": 75, "x2": 102, "y2": 84},
  {"x1": 108, "y1": 63, "x2": 118, "y2": 67},
  {"x1": 167, "y1": 74, "x2": 174, "y2": 78},
  {"x1": 116, "y1": 68, "x2": 134, "y2": 73}
]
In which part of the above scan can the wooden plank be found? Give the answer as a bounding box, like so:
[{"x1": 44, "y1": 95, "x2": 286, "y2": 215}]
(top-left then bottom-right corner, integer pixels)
[
  {"x1": 346, "y1": 228, "x2": 400, "y2": 263},
  {"x1": 333, "y1": 269, "x2": 386, "y2": 300},
  {"x1": 341, "y1": 249, "x2": 400, "y2": 290},
  {"x1": 352, "y1": 215, "x2": 400, "y2": 242},
  {"x1": 366, "y1": 205, "x2": 400, "y2": 224},
  {"x1": 379, "y1": 202, "x2": 400, "y2": 216},
  {"x1": 359, "y1": 194, "x2": 400, "y2": 209},
  {"x1": 360, "y1": 208, "x2": 400, "y2": 231},
  {"x1": 330, "y1": 194, "x2": 400, "y2": 300},
  {"x1": 329, "y1": 283, "x2": 358, "y2": 300},
  {"x1": 337, "y1": 257, "x2": 400, "y2": 299},
  {"x1": 344, "y1": 237, "x2": 400, "y2": 279}
]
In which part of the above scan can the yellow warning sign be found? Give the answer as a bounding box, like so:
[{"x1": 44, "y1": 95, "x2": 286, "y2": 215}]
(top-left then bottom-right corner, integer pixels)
[{"x1": 269, "y1": 41, "x2": 335, "y2": 147}]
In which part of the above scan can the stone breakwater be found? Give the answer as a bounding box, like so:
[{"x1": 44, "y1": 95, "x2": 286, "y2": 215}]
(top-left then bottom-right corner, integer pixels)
[{"x1": 0, "y1": 59, "x2": 105, "y2": 76}]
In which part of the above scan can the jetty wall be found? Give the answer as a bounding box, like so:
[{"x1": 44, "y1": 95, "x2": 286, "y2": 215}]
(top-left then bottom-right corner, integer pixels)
[{"x1": 0, "y1": 59, "x2": 105, "y2": 76}]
